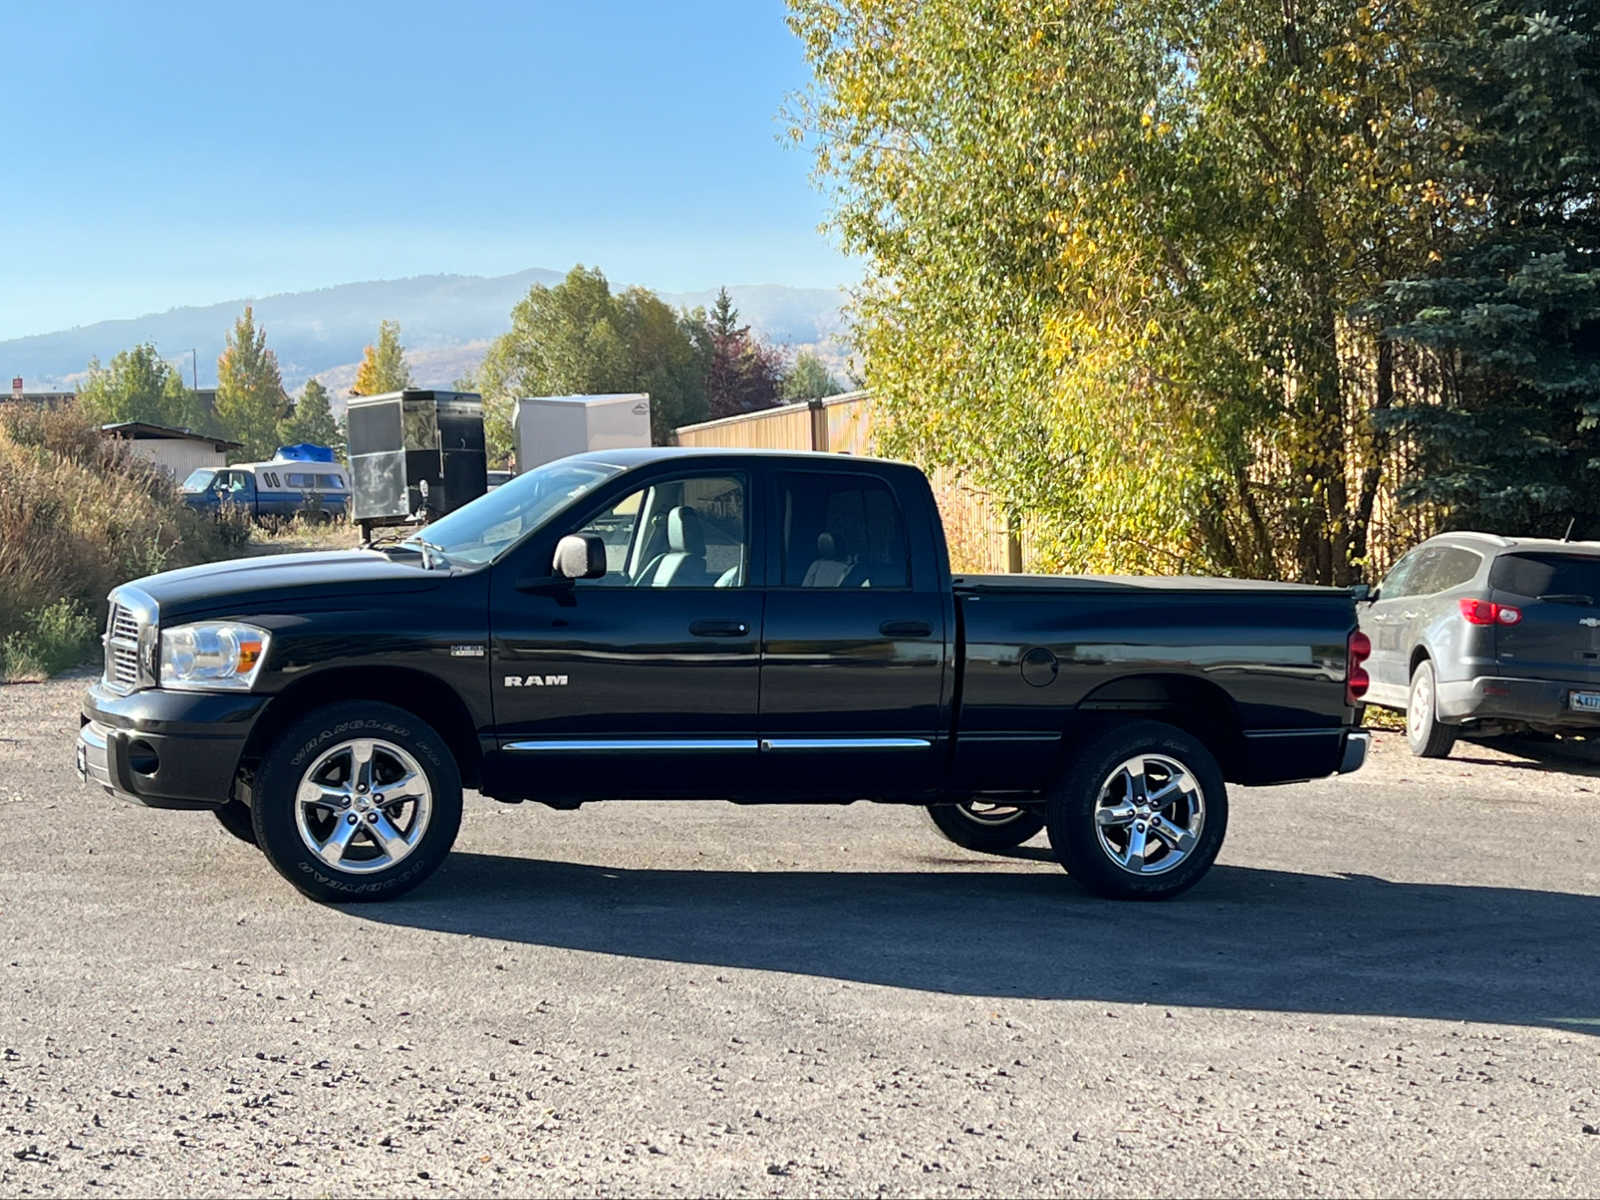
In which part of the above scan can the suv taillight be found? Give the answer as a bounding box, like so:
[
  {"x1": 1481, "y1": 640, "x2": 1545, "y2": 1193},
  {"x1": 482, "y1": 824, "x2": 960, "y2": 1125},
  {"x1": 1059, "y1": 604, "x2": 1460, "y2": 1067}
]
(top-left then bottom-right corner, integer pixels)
[
  {"x1": 1347, "y1": 629, "x2": 1371, "y2": 705},
  {"x1": 1459, "y1": 597, "x2": 1522, "y2": 626}
]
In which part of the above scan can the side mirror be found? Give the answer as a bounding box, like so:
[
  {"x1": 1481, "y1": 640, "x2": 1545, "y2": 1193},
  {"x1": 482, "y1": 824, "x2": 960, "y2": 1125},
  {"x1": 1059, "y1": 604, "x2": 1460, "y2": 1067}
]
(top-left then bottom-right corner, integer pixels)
[
  {"x1": 553, "y1": 533, "x2": 607, "y2": 580},
  {"x1": 1350, "y1": 583, "x2": 1374, "y2": 604}
]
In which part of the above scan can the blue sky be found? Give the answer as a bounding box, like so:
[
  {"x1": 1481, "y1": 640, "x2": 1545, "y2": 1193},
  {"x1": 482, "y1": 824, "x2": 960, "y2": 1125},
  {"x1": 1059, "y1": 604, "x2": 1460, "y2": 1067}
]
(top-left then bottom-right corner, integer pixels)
[{"x1": 0, "y1": 0, "x2": 847, "y2": 340}]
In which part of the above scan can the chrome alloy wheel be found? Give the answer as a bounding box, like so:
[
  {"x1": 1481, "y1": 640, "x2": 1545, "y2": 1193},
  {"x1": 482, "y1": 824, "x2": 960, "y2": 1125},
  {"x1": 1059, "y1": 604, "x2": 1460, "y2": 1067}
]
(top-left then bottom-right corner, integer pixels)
[
  {"x1": 1092, "y1": 753, "x2": 1205, "y2": 876},
  {"x1": 955, "y1": 800, "x2": 1029, "y2": 825},
  {"x1": 293, "y1": 738, "x2": 433, "y2": 874}
]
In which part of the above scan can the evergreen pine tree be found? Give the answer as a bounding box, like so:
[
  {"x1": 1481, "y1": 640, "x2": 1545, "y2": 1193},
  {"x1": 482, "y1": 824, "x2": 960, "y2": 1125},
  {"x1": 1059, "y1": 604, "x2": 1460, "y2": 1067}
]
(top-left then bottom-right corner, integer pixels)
[
  {"x1": 1377, "y1": 0, "x2": 1600, "y2": 536},
  {"x1": 279, "y1": 377, "x2": 342, "y2": 454}
]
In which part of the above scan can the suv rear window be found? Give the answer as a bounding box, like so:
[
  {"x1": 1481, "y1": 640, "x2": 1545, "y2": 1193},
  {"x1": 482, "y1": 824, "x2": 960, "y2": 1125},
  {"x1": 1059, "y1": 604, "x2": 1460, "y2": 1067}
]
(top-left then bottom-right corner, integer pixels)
[{"x1": 1489, "y1": 552, "x2": 1600, "y2": 601}]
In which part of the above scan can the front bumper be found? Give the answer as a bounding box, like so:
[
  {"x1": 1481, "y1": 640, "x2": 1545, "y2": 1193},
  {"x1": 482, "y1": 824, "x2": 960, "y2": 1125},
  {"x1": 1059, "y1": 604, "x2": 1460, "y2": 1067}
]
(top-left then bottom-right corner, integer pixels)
[
  {"x1": 1436, "y1": 675, "x2": 1600, "y2": 728},
  {"x1": 76, "y1": 681, "x2": 268, "y2": 809}
]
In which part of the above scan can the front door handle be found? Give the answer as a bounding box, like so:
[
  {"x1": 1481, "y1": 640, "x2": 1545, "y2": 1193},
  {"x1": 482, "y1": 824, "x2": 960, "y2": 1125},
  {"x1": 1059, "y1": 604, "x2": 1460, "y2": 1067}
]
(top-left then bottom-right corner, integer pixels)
[
  {"x1": 879, "y1": 619, "x2": 933, "y2": 638},
  {"x1": 689, "y1": 619, "x2": 749, "y2": 638}
]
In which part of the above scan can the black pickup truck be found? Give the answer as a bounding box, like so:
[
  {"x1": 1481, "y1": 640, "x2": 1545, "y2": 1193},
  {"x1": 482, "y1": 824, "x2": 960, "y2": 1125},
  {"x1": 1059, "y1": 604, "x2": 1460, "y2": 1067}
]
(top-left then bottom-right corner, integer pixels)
[{"x1": 78, "y1": 448, "x2": 1370, "y2": 902}]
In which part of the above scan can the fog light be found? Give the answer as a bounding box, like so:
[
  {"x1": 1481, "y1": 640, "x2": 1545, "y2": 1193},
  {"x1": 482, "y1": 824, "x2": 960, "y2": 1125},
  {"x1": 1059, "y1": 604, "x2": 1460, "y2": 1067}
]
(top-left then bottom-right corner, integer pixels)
[{"x1": 127, "y1": 740, "x2": 160, "y2": 776}]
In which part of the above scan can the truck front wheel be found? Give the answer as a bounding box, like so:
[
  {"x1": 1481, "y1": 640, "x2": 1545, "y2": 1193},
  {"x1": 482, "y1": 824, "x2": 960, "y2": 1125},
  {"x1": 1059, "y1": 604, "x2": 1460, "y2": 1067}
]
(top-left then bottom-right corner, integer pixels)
[
  {"x1": 1047, "y1": 721, "x2": 1228, "y2": 900},
  {"x1": 251, "y1": 702, "x2": 463, "y2": 903},
  {"x1": 925, "y1": 801, "x2": 1046, "y2": 852}
]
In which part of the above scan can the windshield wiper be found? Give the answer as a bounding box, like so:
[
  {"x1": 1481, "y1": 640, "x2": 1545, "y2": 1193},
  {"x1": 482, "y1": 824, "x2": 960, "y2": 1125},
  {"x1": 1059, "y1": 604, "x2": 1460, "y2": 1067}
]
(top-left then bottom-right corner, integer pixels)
[{"x1": 402, "y1": 536, "x2": 452, "y2": 570}]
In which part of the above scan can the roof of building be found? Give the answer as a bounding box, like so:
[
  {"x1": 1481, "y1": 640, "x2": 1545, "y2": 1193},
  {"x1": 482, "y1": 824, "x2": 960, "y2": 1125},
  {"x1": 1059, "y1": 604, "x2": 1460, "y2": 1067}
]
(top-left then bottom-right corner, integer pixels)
[{"x1": 100, "y1": 422, "x2": 242, "y2": 450}]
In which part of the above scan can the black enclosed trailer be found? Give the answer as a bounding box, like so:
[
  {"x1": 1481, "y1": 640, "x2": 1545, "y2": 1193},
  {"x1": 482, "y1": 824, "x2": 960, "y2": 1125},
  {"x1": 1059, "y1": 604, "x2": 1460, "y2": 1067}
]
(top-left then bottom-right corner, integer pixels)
[{"x1": 345, "y1": 389, "x2": 487, "y2": 542}]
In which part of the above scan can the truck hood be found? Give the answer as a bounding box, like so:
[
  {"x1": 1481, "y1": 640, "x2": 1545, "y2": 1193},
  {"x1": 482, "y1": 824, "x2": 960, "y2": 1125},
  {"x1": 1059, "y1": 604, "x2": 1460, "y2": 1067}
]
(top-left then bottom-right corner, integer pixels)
[{"x1": 126, "y1": 549, "x2": 450, "y2": 621}]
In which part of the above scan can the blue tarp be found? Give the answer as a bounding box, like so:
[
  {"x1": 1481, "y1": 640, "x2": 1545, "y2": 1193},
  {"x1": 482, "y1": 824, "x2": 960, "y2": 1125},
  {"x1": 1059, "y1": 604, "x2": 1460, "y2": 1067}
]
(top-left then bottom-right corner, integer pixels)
[{"x1": 273, "y1": 443, "x2": 337, "y2": 463}]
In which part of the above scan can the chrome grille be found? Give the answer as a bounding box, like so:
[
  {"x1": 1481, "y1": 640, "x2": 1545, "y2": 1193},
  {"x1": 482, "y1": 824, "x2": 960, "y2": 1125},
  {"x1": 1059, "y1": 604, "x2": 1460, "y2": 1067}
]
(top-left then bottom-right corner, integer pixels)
[
  {"x1": 103, "y1": 597, "x2": 149, "y2": 693},
  {"x1": 111, "y1": 604, "x2": 140, "y2": 643},
  {"x1": 109, "y1": 643, "x2": 140, "y2": 688}
]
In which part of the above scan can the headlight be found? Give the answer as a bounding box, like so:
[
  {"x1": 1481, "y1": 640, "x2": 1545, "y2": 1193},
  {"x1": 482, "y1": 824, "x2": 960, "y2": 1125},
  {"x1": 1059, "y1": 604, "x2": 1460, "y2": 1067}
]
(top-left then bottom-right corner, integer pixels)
[{"x1": 159, "y1": 622, "x2": 270, "y2": 691}]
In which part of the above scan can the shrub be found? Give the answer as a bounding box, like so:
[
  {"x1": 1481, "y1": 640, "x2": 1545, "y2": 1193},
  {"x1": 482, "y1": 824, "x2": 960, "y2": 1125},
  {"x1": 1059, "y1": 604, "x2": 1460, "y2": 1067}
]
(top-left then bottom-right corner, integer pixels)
[
  {"x1": 0, "y1": 598, "x2": 98, "y2": 682},
  {"x1": 0, "y1": 405, "x2": 246, "y2": 675}
]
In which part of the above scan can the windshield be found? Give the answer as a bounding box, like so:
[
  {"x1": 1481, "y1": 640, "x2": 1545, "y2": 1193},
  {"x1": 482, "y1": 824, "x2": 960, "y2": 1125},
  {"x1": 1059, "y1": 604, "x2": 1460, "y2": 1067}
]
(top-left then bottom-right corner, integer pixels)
[
  {"x1": 181, "y1": 468, "x2": 217, "y2": 493},
  {"x1": 406, "y1": 458, "x2": 625, "y2": 567}
]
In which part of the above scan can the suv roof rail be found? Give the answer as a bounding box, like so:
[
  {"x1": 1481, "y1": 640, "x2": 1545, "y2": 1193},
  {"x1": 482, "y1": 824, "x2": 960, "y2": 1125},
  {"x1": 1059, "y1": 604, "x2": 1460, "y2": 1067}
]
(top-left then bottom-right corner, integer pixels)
[{"x1": 1441, "y1": 530, "x2": 1514, "y2": 547}]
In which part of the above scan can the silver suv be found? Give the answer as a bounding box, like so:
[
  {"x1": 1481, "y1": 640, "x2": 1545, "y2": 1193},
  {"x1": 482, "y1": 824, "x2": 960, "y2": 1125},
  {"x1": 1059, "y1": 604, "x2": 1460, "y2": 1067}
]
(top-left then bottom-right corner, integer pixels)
[{"x1": 1358, "y1": 533, "x2": 1600, "y2": 757}]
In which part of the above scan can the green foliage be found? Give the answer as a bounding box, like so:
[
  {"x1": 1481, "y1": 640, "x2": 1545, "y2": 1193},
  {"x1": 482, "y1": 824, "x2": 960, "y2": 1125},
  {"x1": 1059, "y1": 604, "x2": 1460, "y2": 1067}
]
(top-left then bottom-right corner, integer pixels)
[
  {"x1": 477, "y1": 266, "x2": 711, "y2": 459},
  {"x1": 781, "y1": 349, "x2": 844, "y2": 401},
  {"x1": 279, "y1": 377, "x2": 343, "y2": 455},
  {"x1": 353, "y1": 319, "x2": 413, "y2": 396},
  {"x1": 1374, "y1": 0, "x2": 1600, "y2": 537},
  {"x1": 703, "y1": 287, "x2": 785, "y2": 418},
  {"x1": 75, "y1": 343, "x2": 207, "y2": 432},
  {"x1": 214, "y1": 306, "x2": 287, "y2": 461},
  {"x1": 0, "y1": 598, "x2": 97, "y2": 682},
  {"x1": 789, "y1": 0, "x2": 1469, "y2": 581}
]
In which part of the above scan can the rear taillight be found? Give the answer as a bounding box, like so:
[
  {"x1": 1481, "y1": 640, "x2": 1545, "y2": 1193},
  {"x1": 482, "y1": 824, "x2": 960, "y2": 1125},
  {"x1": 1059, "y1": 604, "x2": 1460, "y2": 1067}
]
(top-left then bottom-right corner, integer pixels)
[
  {"x1": 1346, "y1": 629, "x2": 1371, "y2": 705},
  {"x1": 1458, "y1": 598, "x2": 1522, "y2": 626}
]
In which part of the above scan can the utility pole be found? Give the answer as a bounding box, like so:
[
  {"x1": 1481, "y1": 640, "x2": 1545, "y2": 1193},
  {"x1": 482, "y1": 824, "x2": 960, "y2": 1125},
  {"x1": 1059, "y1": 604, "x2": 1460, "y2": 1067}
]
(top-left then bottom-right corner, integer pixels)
[{"x1": 190, "y1": 349, "x2": 198, "y2": 392}]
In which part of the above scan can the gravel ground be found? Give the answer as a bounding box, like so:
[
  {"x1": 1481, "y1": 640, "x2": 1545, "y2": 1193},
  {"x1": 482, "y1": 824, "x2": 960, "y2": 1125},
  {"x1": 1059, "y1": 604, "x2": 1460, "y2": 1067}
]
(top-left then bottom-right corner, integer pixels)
[{"x1": 3, "y1": 673, "x2": 1600, "y2": 1197}]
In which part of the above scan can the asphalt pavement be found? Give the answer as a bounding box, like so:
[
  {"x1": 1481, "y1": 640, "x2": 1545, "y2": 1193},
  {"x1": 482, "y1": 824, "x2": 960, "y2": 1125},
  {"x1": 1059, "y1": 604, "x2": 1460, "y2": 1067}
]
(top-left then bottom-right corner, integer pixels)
[{"x1": 2, "y1": 672, "x2": 1599, "y2": 1197}]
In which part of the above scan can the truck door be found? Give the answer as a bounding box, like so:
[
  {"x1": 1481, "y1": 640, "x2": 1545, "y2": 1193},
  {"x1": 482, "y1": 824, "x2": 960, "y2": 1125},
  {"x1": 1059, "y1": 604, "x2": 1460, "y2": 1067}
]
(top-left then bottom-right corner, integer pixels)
[
  {"x1": 488, "y1": 468, "x2": 764, "y2": 797},
  {"x1": 219, "y1": 469, "x2": 258, "y2": 519},
  {"x1": 756, "y1": 468, "x2": 947, "y2": 797}
]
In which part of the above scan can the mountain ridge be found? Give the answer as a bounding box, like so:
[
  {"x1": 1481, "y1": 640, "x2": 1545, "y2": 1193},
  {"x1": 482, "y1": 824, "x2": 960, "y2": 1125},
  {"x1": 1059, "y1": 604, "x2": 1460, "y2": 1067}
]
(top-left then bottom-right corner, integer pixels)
[{"x1": 1, "y1": 268, "x2": 849, "y2": 394}]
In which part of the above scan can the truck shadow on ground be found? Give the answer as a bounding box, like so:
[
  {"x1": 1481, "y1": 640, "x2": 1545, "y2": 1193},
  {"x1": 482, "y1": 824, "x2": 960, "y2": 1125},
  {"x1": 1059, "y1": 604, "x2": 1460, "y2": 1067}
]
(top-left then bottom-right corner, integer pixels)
[{"x1": 355, "y1": 852, "x2": 1600, "y2": 1033}]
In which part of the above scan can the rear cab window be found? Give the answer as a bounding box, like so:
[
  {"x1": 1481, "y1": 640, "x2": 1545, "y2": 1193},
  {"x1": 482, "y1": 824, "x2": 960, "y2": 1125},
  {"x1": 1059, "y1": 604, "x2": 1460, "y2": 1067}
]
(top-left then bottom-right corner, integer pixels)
[{"x1": 780, "y1": 472, "x2": 911, "y2": 588}]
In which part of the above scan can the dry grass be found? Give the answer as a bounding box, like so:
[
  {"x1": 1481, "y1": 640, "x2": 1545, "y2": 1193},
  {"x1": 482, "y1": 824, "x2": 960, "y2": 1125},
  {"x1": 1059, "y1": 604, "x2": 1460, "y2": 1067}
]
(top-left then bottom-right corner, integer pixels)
[
  {"x1": 248, "y1": 515, "x2": 361, "y2": 557},
  {"x1": 0, "y1": 406, "x2": 252, "y2": 680}
]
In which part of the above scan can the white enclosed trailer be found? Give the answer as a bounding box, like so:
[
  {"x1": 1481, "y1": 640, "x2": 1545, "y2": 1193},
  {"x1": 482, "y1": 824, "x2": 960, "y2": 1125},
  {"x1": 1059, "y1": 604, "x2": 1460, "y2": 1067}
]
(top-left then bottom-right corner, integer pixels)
[{"x1": 512, "y1": 393, "x2": 652, "y2": 472}]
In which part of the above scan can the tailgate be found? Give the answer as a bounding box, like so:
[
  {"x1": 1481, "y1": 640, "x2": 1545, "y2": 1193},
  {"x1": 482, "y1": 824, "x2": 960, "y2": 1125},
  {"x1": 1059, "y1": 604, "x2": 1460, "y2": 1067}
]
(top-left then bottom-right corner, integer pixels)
[{"x1": 1490, "y1": 552, "x2": 1600, "y2": 682}]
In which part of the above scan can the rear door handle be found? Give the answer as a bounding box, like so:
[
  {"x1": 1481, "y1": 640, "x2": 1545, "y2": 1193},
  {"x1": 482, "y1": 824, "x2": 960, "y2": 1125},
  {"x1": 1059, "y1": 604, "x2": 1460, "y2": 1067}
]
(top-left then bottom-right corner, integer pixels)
[
  {"x1": 879, "y1": 619, "x2": 933, "y2": 638},
  {"x1": 689, "y1": 619, "x2": 749, "y2": 638}
]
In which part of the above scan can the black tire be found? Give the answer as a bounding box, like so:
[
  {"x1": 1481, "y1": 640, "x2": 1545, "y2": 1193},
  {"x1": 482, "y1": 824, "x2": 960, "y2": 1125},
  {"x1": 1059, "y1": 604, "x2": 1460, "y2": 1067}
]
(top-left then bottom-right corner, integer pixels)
[
  {"x1": 251, "y1": 701, "x2": 462, "y2": 903},
  {"x1": 1046, "y1": 721, "x2": 1228, "y2": 901},
  {"x1": 925, "y1": 801, "x2": 1046, "y2": 852},
  {"x1": 212, "y1": 800, "x2": 258, "y2": 845},
  {"x1": 1406, "y1": 659, "x2": 1457, "y2": 759}
]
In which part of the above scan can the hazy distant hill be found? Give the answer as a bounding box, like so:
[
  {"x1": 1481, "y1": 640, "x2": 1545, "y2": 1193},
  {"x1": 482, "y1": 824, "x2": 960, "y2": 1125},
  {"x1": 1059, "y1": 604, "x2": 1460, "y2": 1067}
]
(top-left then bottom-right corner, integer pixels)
[{"x1": 0, "y1": 269, "x2": 849, "y2": 395}]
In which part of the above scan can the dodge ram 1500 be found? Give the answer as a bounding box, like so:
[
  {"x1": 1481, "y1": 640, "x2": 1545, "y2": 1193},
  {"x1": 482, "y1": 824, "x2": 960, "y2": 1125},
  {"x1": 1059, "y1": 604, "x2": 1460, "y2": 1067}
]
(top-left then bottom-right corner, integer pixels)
[{"x1": 78, "y1": 448, "x2": 1369, "y2": 901}]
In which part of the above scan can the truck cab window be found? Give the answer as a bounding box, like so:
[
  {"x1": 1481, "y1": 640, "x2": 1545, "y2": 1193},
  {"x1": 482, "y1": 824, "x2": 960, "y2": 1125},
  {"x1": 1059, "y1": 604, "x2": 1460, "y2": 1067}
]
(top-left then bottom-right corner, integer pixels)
[
  {"x1": 782, "y1": 473, "x2": 909, "y2": 588},
  {"x1": 573, "y1": 475, "x2": 747, "y2": 588}
]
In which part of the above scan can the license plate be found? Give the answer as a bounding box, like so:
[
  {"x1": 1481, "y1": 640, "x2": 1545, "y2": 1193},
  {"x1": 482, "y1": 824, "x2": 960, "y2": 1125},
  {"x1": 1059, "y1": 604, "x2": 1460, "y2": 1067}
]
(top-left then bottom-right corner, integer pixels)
[{"x1": 1570, "y1": 691, "x2": 1600, "y2": 712}]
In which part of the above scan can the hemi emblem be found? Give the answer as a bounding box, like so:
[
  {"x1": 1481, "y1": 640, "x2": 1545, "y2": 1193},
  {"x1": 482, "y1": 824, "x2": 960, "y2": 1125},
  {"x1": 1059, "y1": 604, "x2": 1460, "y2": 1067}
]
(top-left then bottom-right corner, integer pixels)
[
  {"x1": 451, "y1": 644, "x2": 486, "y2": 657},
  {"x1": 504, "y1": 674, "x2": 569, "y2": 687}
]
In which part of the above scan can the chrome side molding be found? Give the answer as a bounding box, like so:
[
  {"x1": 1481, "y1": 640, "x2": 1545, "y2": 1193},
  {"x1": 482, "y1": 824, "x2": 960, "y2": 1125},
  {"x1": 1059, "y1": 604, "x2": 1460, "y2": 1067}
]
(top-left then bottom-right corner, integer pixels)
[{"x1": 503, "y1": 737, "x2": 934, "y2": 753}]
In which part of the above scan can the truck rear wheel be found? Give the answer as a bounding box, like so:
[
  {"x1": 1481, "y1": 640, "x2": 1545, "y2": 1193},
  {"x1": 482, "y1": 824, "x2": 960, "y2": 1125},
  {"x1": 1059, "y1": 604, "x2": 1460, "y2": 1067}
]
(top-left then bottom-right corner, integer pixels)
[
  {"x1": 1046, "y1": 721, "x2": 1228, "y2": 901},
  {"x1": 251, "y1": 702, "x2": 462, "y2": 903},
  {"x1": 925, "y1": 801, "x2": 1046, "y2": 852}
]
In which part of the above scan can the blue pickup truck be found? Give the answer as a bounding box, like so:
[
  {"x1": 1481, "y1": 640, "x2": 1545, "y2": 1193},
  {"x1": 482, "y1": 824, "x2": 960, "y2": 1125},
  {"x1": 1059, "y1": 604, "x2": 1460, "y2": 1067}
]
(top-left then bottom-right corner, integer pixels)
[
  {"x1": 181, "y1": 460, "x2": 350, "y2": 522},
  {"x1": 80, "y1": 448, "x2": 1369, "y2": 903}
]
